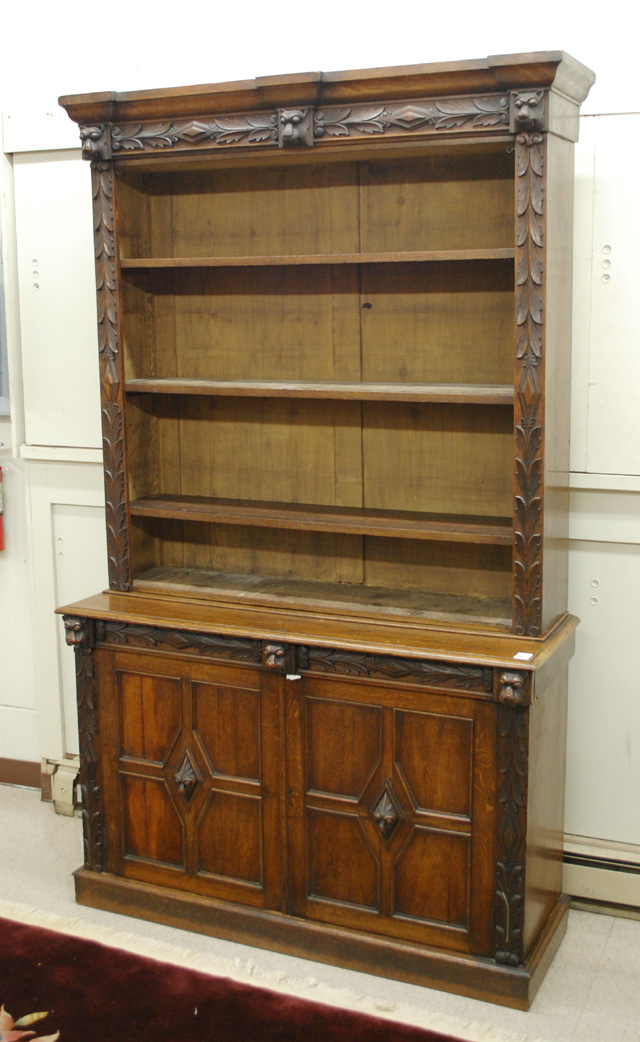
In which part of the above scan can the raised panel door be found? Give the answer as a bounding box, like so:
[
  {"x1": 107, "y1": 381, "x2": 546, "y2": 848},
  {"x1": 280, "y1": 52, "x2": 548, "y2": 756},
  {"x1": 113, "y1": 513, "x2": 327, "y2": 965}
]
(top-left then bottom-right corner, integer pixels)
[{"x1": 285, "y1": 675, "x2": 497, "y2": 954}]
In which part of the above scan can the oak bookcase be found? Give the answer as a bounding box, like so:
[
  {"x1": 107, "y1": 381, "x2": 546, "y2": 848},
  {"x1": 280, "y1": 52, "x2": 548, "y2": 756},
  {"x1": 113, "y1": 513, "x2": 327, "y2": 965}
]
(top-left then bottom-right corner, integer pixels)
[{"x1": 59, "y1": 51, "x2": 595, "y2": 1008}]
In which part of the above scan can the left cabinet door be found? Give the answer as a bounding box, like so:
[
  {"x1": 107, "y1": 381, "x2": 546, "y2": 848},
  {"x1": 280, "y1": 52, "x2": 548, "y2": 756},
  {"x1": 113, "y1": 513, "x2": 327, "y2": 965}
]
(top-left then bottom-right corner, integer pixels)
[{"x1": 95, "y1": 647, "x2": 284, "y2": 910}]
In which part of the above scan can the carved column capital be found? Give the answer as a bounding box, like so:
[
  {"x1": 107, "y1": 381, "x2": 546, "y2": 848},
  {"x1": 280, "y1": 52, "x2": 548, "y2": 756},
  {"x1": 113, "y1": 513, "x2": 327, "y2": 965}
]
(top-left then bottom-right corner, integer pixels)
[
  {"x1": 509, "y1": 90, "x2": 547, "y2": 136},
  {"x1": 79, "y1": 124, "x2": 112, "y2": 164},
  {"x1": 64, "y1": 616, "x2": 94, "y2": 649},
  {"x1": 277, "y1": 108, "x2": 314, "y2": 147},
  {"x1": 496, "y1": 671, "x2": 530, "y2": 707},
  {"x1": 262, "y1": 641, "x2": 295, "y2": 673}
]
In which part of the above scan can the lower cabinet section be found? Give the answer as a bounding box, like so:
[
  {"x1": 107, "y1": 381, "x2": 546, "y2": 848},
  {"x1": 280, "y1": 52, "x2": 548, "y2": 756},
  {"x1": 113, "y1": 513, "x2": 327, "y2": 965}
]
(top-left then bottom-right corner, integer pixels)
[{"x1": 64, "y1": 609, "x2": 575, "y2": 1009}]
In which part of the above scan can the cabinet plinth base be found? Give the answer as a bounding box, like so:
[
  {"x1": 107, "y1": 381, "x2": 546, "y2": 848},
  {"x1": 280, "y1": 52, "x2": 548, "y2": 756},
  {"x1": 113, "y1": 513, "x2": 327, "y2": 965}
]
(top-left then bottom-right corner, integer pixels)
[{"x1": 74, "y1": 868, "x2": 569, "y2": 1010}]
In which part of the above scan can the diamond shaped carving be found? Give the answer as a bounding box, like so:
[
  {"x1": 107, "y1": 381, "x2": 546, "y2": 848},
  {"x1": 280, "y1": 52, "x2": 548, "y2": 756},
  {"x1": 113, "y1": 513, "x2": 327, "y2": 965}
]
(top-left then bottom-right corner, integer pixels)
[
  {"x1": 372, "y1": 783, "x2": 401, "y2": 840},
  {"x1": 390, "y1": 104, "x2": 431, "y2": 128},
  {"x1": 174, "y1": 752, "x2": 198, "y2": 802}
]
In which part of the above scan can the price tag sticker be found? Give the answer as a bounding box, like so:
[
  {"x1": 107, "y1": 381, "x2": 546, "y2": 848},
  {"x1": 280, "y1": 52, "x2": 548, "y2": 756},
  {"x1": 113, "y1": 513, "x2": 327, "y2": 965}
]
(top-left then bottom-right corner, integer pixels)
[{"x1": 513, "y1": 651, "x2": 534, "y2": 661}]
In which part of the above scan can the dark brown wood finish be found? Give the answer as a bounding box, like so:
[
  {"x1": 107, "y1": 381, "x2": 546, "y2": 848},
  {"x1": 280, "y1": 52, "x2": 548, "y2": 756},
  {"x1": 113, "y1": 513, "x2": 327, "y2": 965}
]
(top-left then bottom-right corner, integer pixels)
[{"x1": 59, "y1": 53, "x2": 593, "y2": 1008}]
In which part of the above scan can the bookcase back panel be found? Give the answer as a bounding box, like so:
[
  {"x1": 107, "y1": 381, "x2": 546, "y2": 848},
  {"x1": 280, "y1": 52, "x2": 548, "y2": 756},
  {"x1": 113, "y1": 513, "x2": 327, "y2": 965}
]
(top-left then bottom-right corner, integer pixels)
[
  {"x1": 360, "y1": 153, "x2": 514, "y2": 252},
  {"x1": 132, "y1": 517, "x2": 364, "y2": 585},
  {"x1": 364, "y1": 536, "x2": 512, "y2": 599},
  {"x1": 362, "y1": 402, "x2": 513, "y2": 518},
  {"x1": 118, "y1": 164, "x2": 361, "y2": 259},
  {"x1": 360, "y1": 263, "x2": 513, "y2": 384},
  {"x1": 122, "y1": 268, "x2": 362, "y2": 382}
]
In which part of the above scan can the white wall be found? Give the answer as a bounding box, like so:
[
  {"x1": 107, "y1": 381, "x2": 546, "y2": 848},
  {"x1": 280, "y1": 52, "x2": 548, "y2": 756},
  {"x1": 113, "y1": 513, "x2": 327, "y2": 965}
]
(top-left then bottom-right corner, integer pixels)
[{"x1": 0, "y1": 2, "x2": 638, "y2": 898}]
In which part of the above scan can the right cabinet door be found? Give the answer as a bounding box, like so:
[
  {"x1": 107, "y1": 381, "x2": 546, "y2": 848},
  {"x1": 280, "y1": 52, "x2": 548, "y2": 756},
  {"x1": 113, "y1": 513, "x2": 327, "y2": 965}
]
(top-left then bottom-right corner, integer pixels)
[{"x1": 285, "y1": 674, "x2": 498, "y2": 955}]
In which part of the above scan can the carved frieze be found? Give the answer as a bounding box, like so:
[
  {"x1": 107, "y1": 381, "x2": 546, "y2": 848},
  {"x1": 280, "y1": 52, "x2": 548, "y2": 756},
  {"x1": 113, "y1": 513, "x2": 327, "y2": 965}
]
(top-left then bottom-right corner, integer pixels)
[
  {"x1": 494, "y1": 704, "x2": 527, "y2": 965},
  {"x1": 96, "y1": 620, "x2": 262, "y2": 663},
  {"x1": 111, "y1": 114, "x2": 278, "y2": 153},
  {"x1": 513, "y1": 131, "x2": 546, "y2": 637},
  {"x1": 314, "y1": 95, "x2": 509, "y2": 140},
  {"x1": 296, "y1": 646, "x2": 493, "y2": 693},
  {"x1": 64, "y1": 617, "x2": 105, "y2": 873}
]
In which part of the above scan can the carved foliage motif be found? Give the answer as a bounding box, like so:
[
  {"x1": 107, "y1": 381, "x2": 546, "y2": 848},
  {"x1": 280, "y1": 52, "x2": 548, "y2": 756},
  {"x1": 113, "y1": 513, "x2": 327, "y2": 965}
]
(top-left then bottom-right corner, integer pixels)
[
  {"x1": 97, "y1": 621, "x2": 262, "y2": 663},
  {"x1": 372, "y1": 785, "x2": 401, "y2": 841},
  {"x1": 64, "y1": 617, "x2": 105, "y2": 873},
  {"x1": 111, "y1": 114, "x2": 277, "y2": 152},
  {"x1": 494, "y1": 704, "x2": 527, "y2": 965},
  {"x1": 314, "y1": 95, "x2": 509, "y2": 139},
  {"x1": 174, "y1": 753, "x2": 198, "y2": 802},
  {"x1": 513, "y1": 132, "x2": 546, "y2": 637},
  {"x1": 296, "y1": 646, "x2": 493, "y2": 693}
]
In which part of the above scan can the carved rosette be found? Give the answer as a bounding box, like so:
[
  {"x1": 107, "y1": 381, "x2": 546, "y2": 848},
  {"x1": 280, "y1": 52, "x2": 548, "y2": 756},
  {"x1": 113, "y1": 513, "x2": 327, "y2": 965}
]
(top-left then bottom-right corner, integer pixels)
[
  {"x1": 513, "y1": 129, "x2": 546, "y2": 636},
  {"x1": 494, "y1": 703, "x2": 528, "y2": 965},
  {"x1": 296, "y1": 646, "x2": 493, "y2": 693},
  {"x1": 96, "y1": 620, "x2": 262, "y2": 663},
  {"x1": 91, "y1": 158, "x2": 131, "y2": 591},
  {"x1": 64, "y1": 617, "x2": 105, "y2": 873}
]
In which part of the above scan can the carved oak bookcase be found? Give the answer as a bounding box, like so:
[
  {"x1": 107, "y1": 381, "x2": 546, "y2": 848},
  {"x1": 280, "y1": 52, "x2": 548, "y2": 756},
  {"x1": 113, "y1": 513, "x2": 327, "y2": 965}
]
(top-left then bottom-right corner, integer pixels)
[{"x1": 59, "y1": 51, "x2": 594, "y2": 1008}]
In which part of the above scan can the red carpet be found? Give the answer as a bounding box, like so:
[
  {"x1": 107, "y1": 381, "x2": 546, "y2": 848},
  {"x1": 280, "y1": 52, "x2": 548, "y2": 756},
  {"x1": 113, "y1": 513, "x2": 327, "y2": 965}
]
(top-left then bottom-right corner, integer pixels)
[{"x1": 0, "y1": 916, "x2": 464, "y2": 1041}]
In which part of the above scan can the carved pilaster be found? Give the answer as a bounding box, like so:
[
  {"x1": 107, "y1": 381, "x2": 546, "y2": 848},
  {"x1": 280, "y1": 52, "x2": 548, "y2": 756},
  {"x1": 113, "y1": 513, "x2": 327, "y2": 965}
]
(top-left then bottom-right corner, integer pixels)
[
  {"x1": 91, "y1": 160, "x2": 131, "y2": 591},
  {"x1": 64, "y1": 617, "x2": 105, "y2": 873},
  {"x1": 278, "y1": 108, "x2": 313, "y2": 147},
  {"x1": 494, "y1": 703, "x2": 528, "y2": 965},
  {"x1": 513, "y1": 130, "x2": 546, "y2": 637}
]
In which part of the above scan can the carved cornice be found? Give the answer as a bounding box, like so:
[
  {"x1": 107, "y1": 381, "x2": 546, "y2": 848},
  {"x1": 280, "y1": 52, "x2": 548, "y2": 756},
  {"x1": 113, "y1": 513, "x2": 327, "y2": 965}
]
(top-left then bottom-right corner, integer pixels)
[
  {"x1": 513, "y1": 132, "x2": 546, "y2": 637},
  {"x1": 63, "y1": 615, "x2": 105, "y2": 873},
  {"x1": 494, "y1": 704, "x2": 527, "y2": 965},
  {"x1": 296, "y1": 646, "x2": 493, "y2": 693},
  {"x1": 96, "y1": 620, "x2": 262, "y2": 663}
]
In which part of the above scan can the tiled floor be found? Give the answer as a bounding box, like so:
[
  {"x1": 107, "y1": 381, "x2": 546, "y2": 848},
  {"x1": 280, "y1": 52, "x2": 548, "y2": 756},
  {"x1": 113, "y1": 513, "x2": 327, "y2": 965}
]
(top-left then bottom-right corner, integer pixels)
[{"x1": 2, "y1": 783, "x2": 639, "y2": 1042}]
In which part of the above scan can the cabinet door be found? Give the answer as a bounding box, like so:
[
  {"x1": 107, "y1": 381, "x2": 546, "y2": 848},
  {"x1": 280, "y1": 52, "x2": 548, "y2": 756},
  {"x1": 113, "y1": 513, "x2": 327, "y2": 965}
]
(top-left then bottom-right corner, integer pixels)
[
  {"x1": 97, "y1": 647, "x2": 282, "y2": 909},
  {"x1": 285, "y1": 675, "x2": 497, "y2": 954}
]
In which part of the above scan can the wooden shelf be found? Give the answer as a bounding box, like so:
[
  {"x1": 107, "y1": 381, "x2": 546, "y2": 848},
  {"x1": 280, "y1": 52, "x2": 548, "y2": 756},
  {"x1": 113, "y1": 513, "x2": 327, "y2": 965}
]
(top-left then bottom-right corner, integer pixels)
[
  {"x1": 125, "y1": 379, "x2": 515, "y2": 405},
  {"x1": 132, "y1": 566, "x2": 513, "y2": 627},
  {"x1": 129, "y1": 496, "x2": 513, "y2": 545},
  {"x1": 120, "y1": 248, "x2": 515, "y2": 270}
]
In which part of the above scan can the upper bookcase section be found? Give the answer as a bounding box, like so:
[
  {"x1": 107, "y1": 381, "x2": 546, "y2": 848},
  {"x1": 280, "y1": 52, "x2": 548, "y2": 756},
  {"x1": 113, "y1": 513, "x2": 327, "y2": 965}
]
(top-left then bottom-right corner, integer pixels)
[{"x1": 59, "y1": 51, "x2": 595, "y2": 162}]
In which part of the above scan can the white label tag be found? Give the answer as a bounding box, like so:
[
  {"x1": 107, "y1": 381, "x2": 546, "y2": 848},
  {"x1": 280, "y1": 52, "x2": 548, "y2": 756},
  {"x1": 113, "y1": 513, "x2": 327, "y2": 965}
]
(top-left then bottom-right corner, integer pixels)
[{"x1": 513, "y1": 652, "x2": 534, "y2": 661}]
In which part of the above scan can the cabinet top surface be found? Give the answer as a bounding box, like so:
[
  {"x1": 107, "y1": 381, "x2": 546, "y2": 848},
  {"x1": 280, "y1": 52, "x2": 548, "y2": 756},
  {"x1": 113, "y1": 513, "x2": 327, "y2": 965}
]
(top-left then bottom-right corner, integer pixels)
[{"x1": 59, "y1": 51, "x2": 595, "y2": 123}]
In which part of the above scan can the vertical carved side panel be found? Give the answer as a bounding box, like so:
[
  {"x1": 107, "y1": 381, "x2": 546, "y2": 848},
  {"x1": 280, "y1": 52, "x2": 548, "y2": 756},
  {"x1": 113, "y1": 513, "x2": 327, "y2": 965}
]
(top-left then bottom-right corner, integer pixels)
[
  {"x1": 494, "y1": 701, "x2": 528, "y2": 965},
  {"x1": 85, "y1": 125, "x2": 131, "y2": 591},
  {"x1": 64, "y1": 617, "x2": 105, "y2": 873},
  {"x1": 513, "y1": 129, "x2": 546, "y2": 636}
]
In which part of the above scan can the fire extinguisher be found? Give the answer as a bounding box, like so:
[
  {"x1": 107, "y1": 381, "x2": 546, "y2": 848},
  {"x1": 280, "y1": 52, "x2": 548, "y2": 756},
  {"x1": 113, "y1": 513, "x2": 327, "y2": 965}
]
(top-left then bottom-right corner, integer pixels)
[{"x1": 0, "y1": 464, "x2": 4, "y2": 551}]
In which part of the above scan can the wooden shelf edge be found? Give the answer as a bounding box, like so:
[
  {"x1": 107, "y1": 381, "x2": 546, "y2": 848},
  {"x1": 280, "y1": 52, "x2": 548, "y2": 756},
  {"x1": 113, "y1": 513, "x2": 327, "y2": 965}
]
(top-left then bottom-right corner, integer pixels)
[
  {"x1": 125, "y1": 379, "x2": 515, "y2": 405},
  {"x1": 129, "y1": 497, "x2": 513, "y2": 545},
  {"x1": 120, "y1": 248, "x2": 515, "y2": 269}
]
